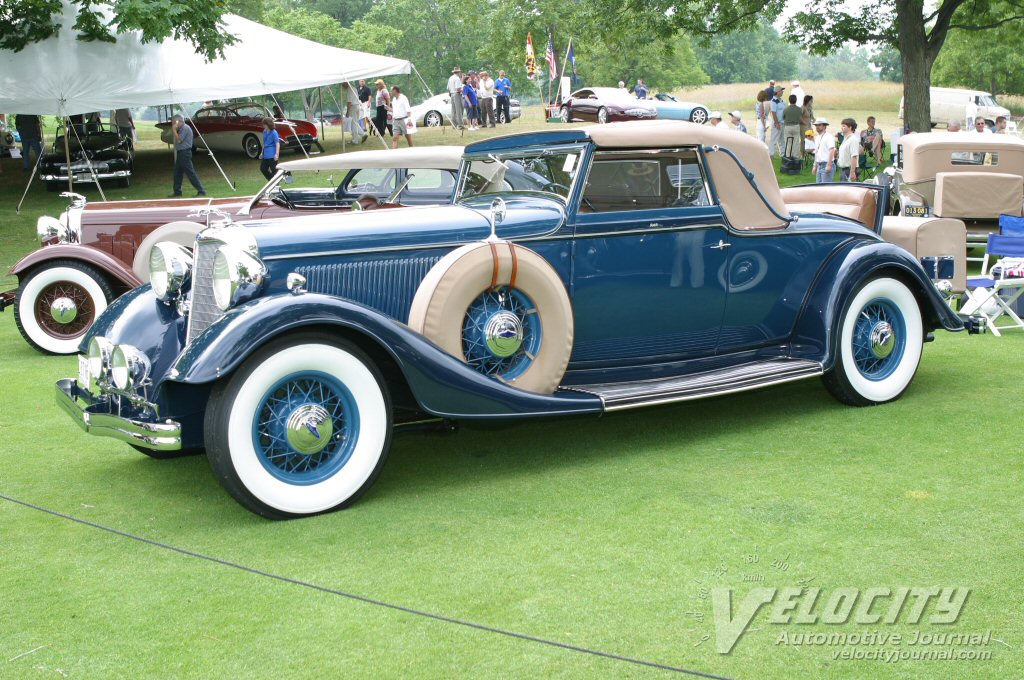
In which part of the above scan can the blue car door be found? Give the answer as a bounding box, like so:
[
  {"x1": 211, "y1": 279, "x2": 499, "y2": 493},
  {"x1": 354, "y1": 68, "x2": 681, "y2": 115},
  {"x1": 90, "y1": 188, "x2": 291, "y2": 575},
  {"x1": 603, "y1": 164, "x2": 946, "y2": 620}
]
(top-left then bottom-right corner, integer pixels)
[{"x1": 568, "y1": 148, "x2": 730, "y2": 367}]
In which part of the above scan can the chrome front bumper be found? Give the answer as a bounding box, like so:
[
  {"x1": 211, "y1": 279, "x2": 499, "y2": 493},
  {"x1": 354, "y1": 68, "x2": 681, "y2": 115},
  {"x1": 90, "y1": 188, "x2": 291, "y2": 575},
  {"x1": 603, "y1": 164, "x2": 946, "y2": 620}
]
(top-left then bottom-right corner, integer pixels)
[
  {"x1": 56, "y1": 378, "x2": 182, "y2": 451},
  {"x1": 40, "y1": 170, "x2": 130, "y2": 182}
]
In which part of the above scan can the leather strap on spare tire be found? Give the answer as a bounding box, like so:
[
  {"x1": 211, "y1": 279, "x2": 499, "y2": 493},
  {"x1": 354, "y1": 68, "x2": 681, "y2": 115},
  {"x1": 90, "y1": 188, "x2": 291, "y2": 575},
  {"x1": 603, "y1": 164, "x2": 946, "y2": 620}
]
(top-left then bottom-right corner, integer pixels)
[{"x1": 408, "y1": 241, "x2": 573, "y2": 394}]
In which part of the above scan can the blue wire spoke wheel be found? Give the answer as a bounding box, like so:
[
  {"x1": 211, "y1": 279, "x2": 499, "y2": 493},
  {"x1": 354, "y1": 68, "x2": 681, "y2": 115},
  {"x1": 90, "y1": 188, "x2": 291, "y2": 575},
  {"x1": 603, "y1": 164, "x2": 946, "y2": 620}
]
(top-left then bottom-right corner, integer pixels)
[
  {"x1": 461, "y1": 286, "x2": 543, "y2": 382},
  {"x1": 824, "y1": 277, "x2": 923, "y2": 406},
  {"x1": 253, "y1": 370, "x2": 360, "y2": 485},
  {"x1": 850, "y1": 298, "x2": 907, "y2": 380}
]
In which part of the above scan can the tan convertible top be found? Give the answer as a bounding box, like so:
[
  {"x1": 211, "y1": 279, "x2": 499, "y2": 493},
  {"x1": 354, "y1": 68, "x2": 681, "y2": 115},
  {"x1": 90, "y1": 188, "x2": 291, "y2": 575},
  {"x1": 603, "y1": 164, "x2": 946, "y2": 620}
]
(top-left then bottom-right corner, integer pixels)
[
  {"x1": 584, "y1": 121, "x2": 790, "y2": 229},
  {"x1": 900, "y1": 132, "x2": 1024, "y2": 183},
  {"x1": 279, "y1": 145, "x2": 464, "y2": 172}
]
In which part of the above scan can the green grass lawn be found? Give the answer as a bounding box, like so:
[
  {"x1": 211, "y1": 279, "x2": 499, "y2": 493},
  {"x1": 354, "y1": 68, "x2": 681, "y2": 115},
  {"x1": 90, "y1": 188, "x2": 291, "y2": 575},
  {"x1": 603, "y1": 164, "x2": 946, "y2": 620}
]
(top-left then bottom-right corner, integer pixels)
[{"x1": 0, "y1": 112, "x2": 1021, "y2": 679}]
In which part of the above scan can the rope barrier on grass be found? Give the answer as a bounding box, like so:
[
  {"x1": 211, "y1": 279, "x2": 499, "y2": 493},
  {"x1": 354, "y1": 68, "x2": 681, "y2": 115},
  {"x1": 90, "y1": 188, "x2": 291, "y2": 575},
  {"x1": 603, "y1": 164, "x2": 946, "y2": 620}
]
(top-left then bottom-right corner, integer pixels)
[{"x1": 0, "y1": 492, "x2": 733, "y2": 679}]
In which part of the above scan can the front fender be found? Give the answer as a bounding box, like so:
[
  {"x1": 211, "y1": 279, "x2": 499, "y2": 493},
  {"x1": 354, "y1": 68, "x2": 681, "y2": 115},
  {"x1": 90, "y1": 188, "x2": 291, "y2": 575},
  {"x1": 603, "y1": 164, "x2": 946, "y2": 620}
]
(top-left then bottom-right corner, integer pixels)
[
  {"x1": 171, "y1": 293, "x2": 602, "y2": 419},
  {"x1": 10, "y1": 243, "x2": 141, "y2": 289},
  {"x1": 792, "y1": 240, "x2": 963, "y2": 370}
]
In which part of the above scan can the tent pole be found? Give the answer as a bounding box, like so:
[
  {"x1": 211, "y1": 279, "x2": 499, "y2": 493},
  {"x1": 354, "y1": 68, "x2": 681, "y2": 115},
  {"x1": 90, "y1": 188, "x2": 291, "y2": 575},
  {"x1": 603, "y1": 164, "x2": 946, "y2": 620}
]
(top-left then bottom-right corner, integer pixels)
[
  {"x1": 326, "y1": 86, "x2": 350, "y2": 154},
  {"x1": 318, "y1": 86, "x2": 325, "y2": 143},
  {"x1": 177, "y1": 104, "x2": 235, "y2": 192},
  {"x1": 67, "y1": 116, "x2": 108, "y2": 202},
  {"x1": 16, "y1": 117, "x2": 45, "y2": 214},
  {"x1": 411, "y1": 64, "x2": 433, "y2": 98},
  {"x1": 63, "y1": 116, "x2": 72, "y2": 193}
]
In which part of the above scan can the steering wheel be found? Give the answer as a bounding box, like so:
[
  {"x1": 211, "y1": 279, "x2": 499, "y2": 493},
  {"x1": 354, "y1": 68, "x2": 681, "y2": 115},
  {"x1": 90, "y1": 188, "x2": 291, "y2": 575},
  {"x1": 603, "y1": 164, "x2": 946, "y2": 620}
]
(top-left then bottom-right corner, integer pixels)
[{"x1": 541, "y1": 181, "x2": 571, "y2": 197}]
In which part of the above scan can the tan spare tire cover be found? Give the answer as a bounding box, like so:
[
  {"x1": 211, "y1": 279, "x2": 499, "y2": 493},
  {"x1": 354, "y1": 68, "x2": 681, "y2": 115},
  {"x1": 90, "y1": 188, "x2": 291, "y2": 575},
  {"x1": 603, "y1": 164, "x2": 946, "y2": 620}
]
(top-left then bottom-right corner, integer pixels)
[{"x1": 408, "y1": 241, "x2": 574, "y2": 394}]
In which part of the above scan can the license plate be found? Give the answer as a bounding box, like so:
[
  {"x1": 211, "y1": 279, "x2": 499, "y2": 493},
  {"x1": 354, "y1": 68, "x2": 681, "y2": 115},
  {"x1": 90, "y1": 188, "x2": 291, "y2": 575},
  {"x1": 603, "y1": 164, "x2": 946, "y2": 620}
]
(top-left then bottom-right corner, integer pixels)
[
  {"x1": 74, "y1": 174, "x2": 90, "y2": 182},
  {"x1": 904, "y1": 205, "x2": 930, "y2": 217},
  {"x1": 78, "y1": 354, "x2": 90, "y2": 390}
]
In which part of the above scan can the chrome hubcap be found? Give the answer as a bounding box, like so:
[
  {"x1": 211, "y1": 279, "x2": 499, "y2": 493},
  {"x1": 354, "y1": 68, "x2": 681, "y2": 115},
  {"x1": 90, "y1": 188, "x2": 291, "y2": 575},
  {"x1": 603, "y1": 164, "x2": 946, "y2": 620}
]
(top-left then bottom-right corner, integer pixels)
[
  {"x1": 484, "y1": 311, "x2": 524, "y2": 357},
  {"x1": 49, "y1": 296, "x2": 78, "y2": 324},
  {"x1": 869, "y1": 322, "x2": 896, "y2": 359},
  {"x1": 285, "y1": 405, "x2": 334, "y2": 455}
]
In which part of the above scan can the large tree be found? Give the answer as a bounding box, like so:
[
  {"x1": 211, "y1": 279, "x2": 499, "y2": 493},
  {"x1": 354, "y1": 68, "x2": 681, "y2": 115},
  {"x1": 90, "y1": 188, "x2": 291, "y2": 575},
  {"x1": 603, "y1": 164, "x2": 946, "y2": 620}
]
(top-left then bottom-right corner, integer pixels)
[
  {"x1": 0, "y1": 0, "x2": 236, "y2": 61},
  {"x1": 932, "y1": 0, "x2": 1024, "y2": 95}
]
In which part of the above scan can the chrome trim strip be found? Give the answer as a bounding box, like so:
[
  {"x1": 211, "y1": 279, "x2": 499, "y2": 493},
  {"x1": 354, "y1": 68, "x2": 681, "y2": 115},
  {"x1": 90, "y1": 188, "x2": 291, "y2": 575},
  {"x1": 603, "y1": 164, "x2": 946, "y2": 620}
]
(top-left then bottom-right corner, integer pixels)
[
  {"x1": 56, "y1": 379, "x2": 182, "y2": 451},
  {"x1": 603, "y1": 368, "x2": 821, "y2": 411}
]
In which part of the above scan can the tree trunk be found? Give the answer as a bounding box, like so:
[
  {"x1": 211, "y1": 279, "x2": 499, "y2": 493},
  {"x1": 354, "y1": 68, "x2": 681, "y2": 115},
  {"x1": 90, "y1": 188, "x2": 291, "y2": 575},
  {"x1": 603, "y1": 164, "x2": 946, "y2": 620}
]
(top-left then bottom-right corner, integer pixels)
[{"x1": 896, "y1": 1, "x2": 935, "y2": 132}]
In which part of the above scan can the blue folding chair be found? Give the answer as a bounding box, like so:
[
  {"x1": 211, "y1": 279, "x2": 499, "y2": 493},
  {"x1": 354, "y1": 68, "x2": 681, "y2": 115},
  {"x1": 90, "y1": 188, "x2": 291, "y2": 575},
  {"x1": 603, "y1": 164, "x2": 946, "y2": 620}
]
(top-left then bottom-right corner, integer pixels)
[
  {"x1": 1000, "y1": 213, "x2": 1024, "y2": 237},
  {"x1": 963, "y1": 233, "x2": 1024, "y2": 335}
]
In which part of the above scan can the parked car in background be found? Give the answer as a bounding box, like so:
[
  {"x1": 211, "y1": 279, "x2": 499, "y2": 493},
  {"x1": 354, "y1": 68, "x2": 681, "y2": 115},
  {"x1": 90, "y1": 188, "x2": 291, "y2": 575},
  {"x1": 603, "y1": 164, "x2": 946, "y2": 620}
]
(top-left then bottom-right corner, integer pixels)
[
  {"x1": 559, "y1": 87, "x2": 658, "y2": 124},
  {"x1": 156, "y1": 103, "x2": 323, "y2": 159},
  {"x1": 58, "y1": 120, "x2": 962, "y2": 519},
  {"x1": 648, "y1": 93, "x2": 709, "y2": 124},
  {"x1": 411, "y1": 92, "x2": 522, "y2": 127},
  {"x1": 38, "y1": 122, "x2": 133, "y2": 192},
  {"x1": 899, "y1": 87, "x2": 1016, "y2": 131},
  {"x1": 1, "y1": 147, "x2": 464, "y2": 354}
]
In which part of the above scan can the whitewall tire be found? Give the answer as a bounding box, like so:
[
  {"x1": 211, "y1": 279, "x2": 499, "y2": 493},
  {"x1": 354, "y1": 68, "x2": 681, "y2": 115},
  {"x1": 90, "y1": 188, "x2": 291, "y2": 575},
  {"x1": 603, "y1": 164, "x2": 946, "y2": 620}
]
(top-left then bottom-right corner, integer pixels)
[
  {"x1": 823, "y1": 277, "x2": 923, "y2": 406},
  {"x1": 205, "y1": 335, "x2": 392, "y2": 518},
  {"x1": 14, "y1": 261, "x2": 114, "y2": 354}
]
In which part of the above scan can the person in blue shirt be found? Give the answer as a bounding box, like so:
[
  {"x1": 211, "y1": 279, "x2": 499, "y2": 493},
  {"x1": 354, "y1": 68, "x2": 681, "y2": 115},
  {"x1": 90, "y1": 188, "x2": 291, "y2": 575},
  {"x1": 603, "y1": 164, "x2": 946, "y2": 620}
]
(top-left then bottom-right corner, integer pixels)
[
  {"x1": 260, "y1": 117, "x2": 281, "y2": 180},
  {"x1": 634, "y1": 78, "x2": 648, "y2": 99},
  {"x1": 495, "y1": 70, "x2": 512, "y2": 124},
  {"x1": 463, "y1": 76, "x2": 480, "y2": 131}
]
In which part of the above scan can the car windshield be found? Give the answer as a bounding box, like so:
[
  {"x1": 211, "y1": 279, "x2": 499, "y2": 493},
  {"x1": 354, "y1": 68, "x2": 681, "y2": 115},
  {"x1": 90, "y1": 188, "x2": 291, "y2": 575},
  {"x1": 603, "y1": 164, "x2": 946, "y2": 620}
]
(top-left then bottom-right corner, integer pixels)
[
  {"x1": 456, "y1": 147, "x2": 585, "y2": 202},
  {"x1": 233, "y1": 105, "x2": 269, "y2": 120},
  {"x1": 978, "y1": 94, "x2": 998, "y2": 107}
]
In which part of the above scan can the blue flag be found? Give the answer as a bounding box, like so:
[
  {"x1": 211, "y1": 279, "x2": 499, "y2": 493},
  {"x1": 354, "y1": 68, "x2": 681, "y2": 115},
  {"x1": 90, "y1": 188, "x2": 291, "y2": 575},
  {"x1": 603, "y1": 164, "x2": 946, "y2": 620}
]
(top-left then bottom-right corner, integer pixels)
[{"x1": 567, "y1": 41, "x2": 577, "y2": 84}]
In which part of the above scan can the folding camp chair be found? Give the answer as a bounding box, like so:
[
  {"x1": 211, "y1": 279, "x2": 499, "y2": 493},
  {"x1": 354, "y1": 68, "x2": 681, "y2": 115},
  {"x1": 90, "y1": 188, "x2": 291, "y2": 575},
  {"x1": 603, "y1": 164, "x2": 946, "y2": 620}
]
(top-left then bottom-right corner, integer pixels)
[
  {"x1": 1000, "y1": 213, "x2": 1024, "y2": 237},
  {"x1": 962, "y1": 233, "x2": 1024, "y2": 335}
]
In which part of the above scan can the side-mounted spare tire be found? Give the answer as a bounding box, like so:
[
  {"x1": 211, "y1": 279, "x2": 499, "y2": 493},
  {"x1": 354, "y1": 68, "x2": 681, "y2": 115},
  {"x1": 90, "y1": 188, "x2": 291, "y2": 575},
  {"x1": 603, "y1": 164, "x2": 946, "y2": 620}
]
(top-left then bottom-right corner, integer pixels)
[{"x1": 408, "y1": 241, "x2": 574, "y2": 394}]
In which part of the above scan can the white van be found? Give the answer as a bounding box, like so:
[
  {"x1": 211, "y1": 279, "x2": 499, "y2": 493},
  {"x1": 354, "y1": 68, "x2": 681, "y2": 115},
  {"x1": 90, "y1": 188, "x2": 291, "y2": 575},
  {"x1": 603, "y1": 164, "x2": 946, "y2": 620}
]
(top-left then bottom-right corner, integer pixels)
[{"x1": 899, "y1": 87, "x2": 1015, "y2": 130}]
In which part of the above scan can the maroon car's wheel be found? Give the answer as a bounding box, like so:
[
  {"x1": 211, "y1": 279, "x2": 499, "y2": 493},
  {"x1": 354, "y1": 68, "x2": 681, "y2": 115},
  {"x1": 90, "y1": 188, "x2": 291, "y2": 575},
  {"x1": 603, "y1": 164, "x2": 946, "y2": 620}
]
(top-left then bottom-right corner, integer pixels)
[
  {"x1": 14, "y1": 261, "x2": 115, "y2": 355},
  {"x1": 597, "y1": 107, "x2": 608, "y2": 124},
  {"x1": 560, "y1": 106, "x2": 570, "y2": 123}
]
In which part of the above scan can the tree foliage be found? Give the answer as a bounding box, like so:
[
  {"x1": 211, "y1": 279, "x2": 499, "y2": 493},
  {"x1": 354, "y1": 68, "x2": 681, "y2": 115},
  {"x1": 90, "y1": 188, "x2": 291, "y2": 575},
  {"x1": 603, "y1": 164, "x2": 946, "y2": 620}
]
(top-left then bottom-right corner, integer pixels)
[
  {"x1": 932, "y1": 0, "x2": 1024, "y2": 94},
  {"x1": 798, "y1": 47, "x2": 875, "y2": 81},
  {"x1": 872, "y1": 46, "x2": 903, "y2": 82},
  {"x1": 0, "y1": 0, "x2": 237, "y2": 61},
  {"x1": 696, "y1": 22, "x2": 797, "y2": 84}
]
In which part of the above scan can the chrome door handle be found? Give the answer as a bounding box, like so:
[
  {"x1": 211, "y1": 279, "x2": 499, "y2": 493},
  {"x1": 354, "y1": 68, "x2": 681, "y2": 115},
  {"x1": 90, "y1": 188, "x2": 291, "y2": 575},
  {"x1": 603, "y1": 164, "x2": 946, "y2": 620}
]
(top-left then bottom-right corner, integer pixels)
[{"x1": 708, "y1": 240, "x2": 731, "y2": 250}]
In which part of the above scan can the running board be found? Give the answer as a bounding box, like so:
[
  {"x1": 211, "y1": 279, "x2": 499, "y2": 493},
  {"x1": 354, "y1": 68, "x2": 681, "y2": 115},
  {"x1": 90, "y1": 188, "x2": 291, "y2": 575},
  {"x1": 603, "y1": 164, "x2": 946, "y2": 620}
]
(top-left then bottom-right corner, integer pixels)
[{"x1": 566, "y1": 358, "x2": 823, "y2": 411}]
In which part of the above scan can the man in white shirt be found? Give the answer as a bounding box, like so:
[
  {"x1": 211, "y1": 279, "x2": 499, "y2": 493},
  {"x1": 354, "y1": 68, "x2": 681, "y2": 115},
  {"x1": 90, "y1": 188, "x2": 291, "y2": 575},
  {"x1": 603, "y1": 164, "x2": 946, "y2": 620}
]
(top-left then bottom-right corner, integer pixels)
[
  {"x1": 972, "y1": 117, "x2": 993, "y2": 134},
  {"x1": 342, "y1": 82, "x2": 366, "y2": 145},
  {"x1": 478, "y1": 70, "x2": 496, "y2": 128},
  {"x1": 390, "y1": 85, "x2": 414, "y2": 148},
  {"x1": 708, "y1": 111, "x2": 728, "y2": 129},
  {"x1": 836, "y1": 118, "x2": 860, "y2": 182},
  {"x1": 447, "y1": 66, "x2": 465, "y2": 129},
  {"x1": 791, "y1": 80, "x2": 806, "y2": 109},
  {"x1": 813, "y1": 118, "x2": 836, "y2": 183}
]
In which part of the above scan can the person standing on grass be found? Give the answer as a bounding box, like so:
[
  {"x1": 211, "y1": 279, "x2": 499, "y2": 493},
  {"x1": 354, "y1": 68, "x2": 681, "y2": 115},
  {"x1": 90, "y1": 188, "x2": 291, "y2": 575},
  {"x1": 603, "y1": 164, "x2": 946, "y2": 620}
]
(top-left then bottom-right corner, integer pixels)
[
  {"x1": 259, "y1": 117, "x2": 280, "y2": 180},
  {"x1": 390, "y1": 85, "x2": 414, "y2": 149},
  {"x1": 170, "y1": 114, "x2": 206, "y2": 197},
  {"x1": 812, "y1": 118, "x2": 835, "y2": 184},
  {"x1": 800, "y1": 95, "x2": 814, "y2": 142},
  {"x1": 495, "y1": 70, "x2": 512, "y2": 124},
  {"x1": 836, "y1": 118, "x2": 860, "y2": 182},
  {"x1": 447, "y1": 67, "x2": 465, "y2": 130},
  {"x1": 357, "y1": 79, "x2": 373, "y2": 134},
  {"x1": 769, "y1": 86, "x2": 786, "y2": 157},
  {"x1": 782, "y1": 94, "x2": 803, "y2": 157},
  {"x1": 15, "y1": 114, "x2": 42, "y2": 171},
  {"x1": 478, "y1": 70, "x2": 496, "y2": 128},
  {"x1": 463, "y1": 75, "x2": 479, "y2": 131},
  {"x1": 995, "y1": 115, "x2": 1008, "y2": 134},
  {"x1": 373, "y1": 79, "x2": 391, "y2": 137},
  {"x1": 755, "y1": 90, "x2": 768, "y2": 144}
]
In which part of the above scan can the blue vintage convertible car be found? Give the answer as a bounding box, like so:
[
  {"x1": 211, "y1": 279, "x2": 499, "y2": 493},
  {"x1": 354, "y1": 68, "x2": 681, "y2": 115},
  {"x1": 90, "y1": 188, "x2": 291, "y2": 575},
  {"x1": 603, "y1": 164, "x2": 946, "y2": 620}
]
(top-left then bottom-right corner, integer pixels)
[{"x1": 57, "y1": 121, "x2": 963, "y2": 518}]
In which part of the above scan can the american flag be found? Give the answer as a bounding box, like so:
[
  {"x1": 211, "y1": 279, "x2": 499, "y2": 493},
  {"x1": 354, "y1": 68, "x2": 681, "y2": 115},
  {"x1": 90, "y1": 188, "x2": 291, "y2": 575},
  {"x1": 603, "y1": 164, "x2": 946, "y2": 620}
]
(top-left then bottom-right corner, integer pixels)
[{"x1": 545, "y1": 36, "x2": 557, "y2": 80}]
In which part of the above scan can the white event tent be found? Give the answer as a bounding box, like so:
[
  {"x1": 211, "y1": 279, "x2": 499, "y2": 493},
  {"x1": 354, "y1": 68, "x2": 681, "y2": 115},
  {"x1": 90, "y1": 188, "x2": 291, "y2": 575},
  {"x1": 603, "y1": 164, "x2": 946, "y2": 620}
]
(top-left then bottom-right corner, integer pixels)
[
  {"x1": 0, "y1": 6, "x2": 410, "y2": 114},
  {"x1": 0, "y1": 3, "x2": 411, "y2": 205}
]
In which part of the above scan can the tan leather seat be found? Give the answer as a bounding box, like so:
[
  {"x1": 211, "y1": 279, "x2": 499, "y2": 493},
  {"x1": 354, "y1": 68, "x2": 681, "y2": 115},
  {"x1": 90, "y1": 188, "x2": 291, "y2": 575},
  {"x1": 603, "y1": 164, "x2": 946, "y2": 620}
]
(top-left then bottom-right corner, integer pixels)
[
  {"x1": 780, "y1": 185, "x2": 878, "y2": 228},
  {"x1": 933, "y1": 172, "x2": 1023, "y2": 219}
]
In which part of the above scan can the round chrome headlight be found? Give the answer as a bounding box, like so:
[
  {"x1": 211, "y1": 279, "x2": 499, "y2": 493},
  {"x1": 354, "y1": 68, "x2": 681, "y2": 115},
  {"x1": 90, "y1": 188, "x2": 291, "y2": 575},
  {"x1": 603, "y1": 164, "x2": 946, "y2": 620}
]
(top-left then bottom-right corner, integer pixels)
[
  {"x1": 36, "y1": 216, "x2": 69, "y2": 244},
  {"x1": 111, "y1": 344, "x2": 151, "y2": 390},
  {"x1": 87, "y1": 336, "x2": 114, "y2": 388},
  {"x1": 213, "y1": 246, "x2": 267, "y2": 311},
  {"x1": 149, "y1": 242, "x2": 194, "y2": 302}
]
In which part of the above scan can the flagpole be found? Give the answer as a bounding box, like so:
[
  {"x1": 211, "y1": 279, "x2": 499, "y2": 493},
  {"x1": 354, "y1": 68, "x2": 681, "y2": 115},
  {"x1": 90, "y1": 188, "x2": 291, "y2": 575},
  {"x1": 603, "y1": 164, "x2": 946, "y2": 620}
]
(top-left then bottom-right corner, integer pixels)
[{"x1": 556, "y1": 37, "x2": 572, "y2": 105}]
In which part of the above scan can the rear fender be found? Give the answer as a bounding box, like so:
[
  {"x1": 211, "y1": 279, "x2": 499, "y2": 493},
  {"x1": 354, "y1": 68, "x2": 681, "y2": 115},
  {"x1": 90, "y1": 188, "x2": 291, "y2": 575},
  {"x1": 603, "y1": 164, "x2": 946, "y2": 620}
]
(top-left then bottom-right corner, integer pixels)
[
  {"x1": 172, "y1": 293, "x2": 602, "y2": 419},
  {"x1": 792, "y1": 240, "x2": 963, "y2": 370},
  {"x1": 10, "y1": 244, "x2": 141, "y2": 290}
]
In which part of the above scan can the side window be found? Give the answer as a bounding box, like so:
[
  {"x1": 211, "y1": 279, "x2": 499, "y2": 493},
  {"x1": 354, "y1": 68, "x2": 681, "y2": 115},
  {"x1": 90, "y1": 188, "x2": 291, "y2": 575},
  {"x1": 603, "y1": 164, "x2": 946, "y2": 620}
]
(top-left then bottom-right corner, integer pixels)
[
  {"x1": 347, "y1": 168, "x2": 397, "y2": 195},
  {"x1": 580, "y1": 150, "x2": 710, "y2": 213},
  {"x1": 404, "y1": 168, "x2": 455, "y2": 194}
]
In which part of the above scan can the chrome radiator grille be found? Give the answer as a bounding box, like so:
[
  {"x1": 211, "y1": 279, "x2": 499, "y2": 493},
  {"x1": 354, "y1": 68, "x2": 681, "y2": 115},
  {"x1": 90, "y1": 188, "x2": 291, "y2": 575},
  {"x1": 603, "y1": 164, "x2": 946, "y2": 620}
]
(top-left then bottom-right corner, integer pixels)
[
  {"x1": 297, "y1": 256, "x2": 441, "y2": 321},
  {"x1": 186, "y1": 239, "x2": 224, "y2": 343}
]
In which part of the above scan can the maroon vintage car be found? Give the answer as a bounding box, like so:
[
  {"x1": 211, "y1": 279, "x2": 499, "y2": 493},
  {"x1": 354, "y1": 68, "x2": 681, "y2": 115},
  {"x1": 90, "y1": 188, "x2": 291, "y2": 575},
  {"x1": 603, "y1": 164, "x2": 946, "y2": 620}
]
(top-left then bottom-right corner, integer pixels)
[
  {"x1": 558, "y1": 87, "x2": 658, "y2": 125},
  {"x1": 156, "y1": 103, "x2": 323, "y2": 159},
  {"x1": 0, "y1": 146, "x2": 465, "y2": 354}
]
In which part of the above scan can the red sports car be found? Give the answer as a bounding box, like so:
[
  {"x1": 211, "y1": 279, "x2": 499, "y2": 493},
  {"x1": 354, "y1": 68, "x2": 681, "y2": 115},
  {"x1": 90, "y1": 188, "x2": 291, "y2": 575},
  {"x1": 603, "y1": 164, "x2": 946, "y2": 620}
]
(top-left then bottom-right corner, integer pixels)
[
  {"x1": 559, "y1": 87, "x2": 658, "y2": 124},
  {"x1": 157, "y1": 103, "x2": 323, "y2": 159}
]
